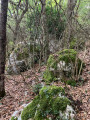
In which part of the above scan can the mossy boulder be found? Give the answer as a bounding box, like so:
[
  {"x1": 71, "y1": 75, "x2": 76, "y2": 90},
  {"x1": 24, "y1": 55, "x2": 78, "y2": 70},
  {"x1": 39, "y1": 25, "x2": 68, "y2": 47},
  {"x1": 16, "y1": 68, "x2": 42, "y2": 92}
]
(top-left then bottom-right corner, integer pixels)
[
  {"x1": 14, "y1": 42, "x2": 40, "y2": 61},
  {"x1": 43, "y1": 49, "x2": 84, "y2": 83},
  {"x1": 7, "y1": 42, "x2": 40, "y2": 74},
  {"x1": 21, "y1": 86, "x2": 75, "y2": 120}
]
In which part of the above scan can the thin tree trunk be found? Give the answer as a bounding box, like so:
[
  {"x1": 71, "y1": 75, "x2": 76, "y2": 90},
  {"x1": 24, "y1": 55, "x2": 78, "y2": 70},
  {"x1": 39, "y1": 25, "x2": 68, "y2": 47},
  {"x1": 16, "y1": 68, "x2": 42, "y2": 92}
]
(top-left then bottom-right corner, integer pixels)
[
  {"x1": 67, "y1": 0, "x2": 77, "y2": 45},
  {"x1": 40, "y1": 0, "x2": 49, "y2": 63},
  {"x1": 0, "y1": 0, "x2": 8, "y2": 98}
]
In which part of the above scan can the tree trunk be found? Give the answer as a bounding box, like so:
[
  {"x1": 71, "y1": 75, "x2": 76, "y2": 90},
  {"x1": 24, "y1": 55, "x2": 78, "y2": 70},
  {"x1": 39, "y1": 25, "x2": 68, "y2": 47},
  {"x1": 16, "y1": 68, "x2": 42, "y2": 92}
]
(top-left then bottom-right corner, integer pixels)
[
  {"x1": 67, "y1": 0, "x2": 77, "y2": 44},
  {"x1": 40, "y1": 0, "x2": 49, "y2": 63},
  {"x1": 0, "y1": 0, "x2": 8, "y2": 98}
]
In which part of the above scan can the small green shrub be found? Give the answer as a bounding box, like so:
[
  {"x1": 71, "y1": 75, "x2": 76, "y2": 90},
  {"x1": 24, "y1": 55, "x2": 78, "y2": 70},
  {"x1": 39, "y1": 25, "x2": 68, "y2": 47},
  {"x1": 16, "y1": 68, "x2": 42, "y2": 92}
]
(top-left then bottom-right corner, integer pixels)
[{"x1": 21, "y1": 86, "x2": 70, "y2": 120}]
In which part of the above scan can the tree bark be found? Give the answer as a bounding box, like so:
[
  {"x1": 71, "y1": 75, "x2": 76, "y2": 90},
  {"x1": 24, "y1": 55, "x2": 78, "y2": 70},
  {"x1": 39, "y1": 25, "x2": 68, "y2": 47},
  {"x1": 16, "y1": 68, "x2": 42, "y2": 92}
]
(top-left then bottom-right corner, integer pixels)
[
  {"x1": 67, "y1": 0, "x2": 77, "y2": 44},
  {"x1": 0, "y1": 0, "x2": 8, "y2": 98},
  {"x1": 40, "y1": 0, "x2": 49, "y2": 63}
]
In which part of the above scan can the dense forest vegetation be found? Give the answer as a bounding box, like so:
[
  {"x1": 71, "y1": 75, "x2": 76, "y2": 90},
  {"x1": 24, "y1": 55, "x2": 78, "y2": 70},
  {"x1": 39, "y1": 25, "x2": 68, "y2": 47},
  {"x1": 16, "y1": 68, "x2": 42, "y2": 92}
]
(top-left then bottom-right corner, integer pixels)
[{"x1": 0, "y1": 0, "x2": 90, "y2": 120}]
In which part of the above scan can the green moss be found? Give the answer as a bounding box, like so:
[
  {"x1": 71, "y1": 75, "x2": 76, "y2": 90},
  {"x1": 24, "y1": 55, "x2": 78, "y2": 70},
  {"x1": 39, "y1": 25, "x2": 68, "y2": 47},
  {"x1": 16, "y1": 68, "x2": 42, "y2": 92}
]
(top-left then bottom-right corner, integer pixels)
[
  {"x1": 11, "y1": 116, "x2": 18, "y2": 120},
  {"x1": 43, "y1": 69, "x2": 56, "y2": 83},
  {"x1": 70, "y1": 39, "x2": 77, "y2": 49},
  {"x1": 48, "y1": 49, "x2": 77, "y2": 67},
  {"x1": 17, "y1": 48, "x2": 29, "y2": 60},
  {"x1": 14, "y1": 43, "x2": 40, "y2": 61},
  {"x1": 44, "y1": 49, "x2": 85, "y2": 84},
  {"x1": 21, "y1": 86, "x2": 70, "y2": 120},
  {"x1": 52, "y1": 97, "x2": 70, "y2": 114},
  {"x1": 14, "y1": 44, "x2": 29, "y2": 60},
  {"x1": 21, "y1": 95, "x2": 40, "y2": 120},
  {"x1": 58, "y1": 49, "x2": 77, "y2": 64},
  {"x1": 47, "y1": 55, "x2": 57, "y2": 69},
  {"x1": 66, "y1": 80, "x2": 76, "y2": 87},
  {"x1": 39, "y1": 86, "x2": 65, "y2": 97}
]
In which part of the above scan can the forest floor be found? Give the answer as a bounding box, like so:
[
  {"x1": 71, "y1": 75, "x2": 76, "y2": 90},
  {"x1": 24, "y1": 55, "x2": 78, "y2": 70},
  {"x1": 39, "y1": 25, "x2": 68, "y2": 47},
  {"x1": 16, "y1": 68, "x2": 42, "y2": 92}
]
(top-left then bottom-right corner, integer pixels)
[{"x1": 0, "y1": 47, "x2": 90, "y2": 120}]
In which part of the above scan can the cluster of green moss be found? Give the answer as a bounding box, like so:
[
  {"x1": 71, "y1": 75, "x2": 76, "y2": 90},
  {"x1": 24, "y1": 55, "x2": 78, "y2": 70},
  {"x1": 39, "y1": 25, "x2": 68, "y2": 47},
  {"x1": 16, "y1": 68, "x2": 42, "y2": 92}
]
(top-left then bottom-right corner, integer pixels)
[
  {"x1": 14, "y1": 44, "x2": 29, "y2": 60},
  {"x1": 11, "y1": 116, "x2": 18, "y2": 120},
  {"x1": 70, "y1": 39, "x2": 77, "y2": 49},
  {"x1": 21, "y1": 86, "x2": 70, "y2": 120},
  {"x1": 43, "y1": 49, "x2": 84, "y2": 84},
  {"x1": 47, "y1": 55, "x2": 57, "y2": 69},
  {"x1": 43, "y1": 69, "x2": 57, "y2": 83},
  {"x1": 66, "y1": 80, "x2": 76, "y2": 87},
  {"x1": 16, "y1": 48, "x2": 29, "y2": 60},
  {"x1": 58, "y1": 49, "x2": 77, "y2": 64}
]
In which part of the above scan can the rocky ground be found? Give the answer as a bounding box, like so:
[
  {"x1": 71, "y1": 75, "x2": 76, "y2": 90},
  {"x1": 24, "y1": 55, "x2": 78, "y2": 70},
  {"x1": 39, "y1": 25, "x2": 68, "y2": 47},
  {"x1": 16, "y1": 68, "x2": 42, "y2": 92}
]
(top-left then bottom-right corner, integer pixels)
[{"x1": 0, "y1": 48, "x2": 90, "y2": 120}]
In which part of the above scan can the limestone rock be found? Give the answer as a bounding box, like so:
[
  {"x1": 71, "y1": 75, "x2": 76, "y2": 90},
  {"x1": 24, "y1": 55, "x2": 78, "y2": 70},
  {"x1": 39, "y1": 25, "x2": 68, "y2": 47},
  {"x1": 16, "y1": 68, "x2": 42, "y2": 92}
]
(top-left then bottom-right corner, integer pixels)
[{"x1": 7, "y1": 42, "x2": 40, "y2": 74}]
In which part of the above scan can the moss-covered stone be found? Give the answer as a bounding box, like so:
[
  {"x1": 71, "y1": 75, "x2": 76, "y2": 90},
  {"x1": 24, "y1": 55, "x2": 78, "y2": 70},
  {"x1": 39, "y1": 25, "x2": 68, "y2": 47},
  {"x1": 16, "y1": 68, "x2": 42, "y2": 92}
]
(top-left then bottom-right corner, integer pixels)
[
  {"x1": 21, "y1": 86, "x2": 72, "y2": 120},
  {"x1": 7, "y1": 42, "x2": 41, "y2": 74},
  {"x1": 52, "y1": 97, "x2": 70, "y2": 114},
  {"x1": 58, "y1": 49, "x2": 77, "y2": 64},
  {"x1": 14, "y1": 43, "x2": 31, "y2": 60},
  {"x1": 43, "y1": 49, "x2": 84, "y2": 84},
  {"x1": 21, "y1": 96, "x2": 40, "y2": 120},
  {"x1": 14, "y1": 42, "x2": 40, "y2": 61}
]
